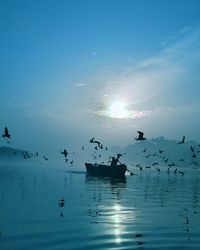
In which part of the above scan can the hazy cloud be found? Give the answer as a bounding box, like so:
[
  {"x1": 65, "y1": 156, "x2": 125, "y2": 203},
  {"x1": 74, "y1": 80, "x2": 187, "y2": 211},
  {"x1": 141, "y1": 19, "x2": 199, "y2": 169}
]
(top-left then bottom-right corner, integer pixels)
[
  {"x1": 74, "y1": 83, "x2": 86, "y2": 87},
  {"x1": 89, "y1": 26, "x2": 200, "y2": 120}
]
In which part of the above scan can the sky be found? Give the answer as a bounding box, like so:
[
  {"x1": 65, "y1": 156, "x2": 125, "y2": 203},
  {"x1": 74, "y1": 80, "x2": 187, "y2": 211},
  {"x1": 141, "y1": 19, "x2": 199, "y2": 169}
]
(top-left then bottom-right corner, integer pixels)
[{"x1": 0, "y1": 0, "x2": 200, "y2": 153}]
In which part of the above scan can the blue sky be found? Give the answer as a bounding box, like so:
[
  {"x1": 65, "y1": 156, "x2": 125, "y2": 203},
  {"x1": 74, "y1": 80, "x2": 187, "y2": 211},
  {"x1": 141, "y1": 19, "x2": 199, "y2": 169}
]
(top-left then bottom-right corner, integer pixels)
[{"x1": 0, "y1": 0, "x2": 200, "y2": 152}]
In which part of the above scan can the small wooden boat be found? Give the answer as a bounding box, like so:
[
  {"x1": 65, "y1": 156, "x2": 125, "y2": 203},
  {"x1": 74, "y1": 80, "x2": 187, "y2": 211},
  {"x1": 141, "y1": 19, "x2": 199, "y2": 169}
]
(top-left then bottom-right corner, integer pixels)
[{"x1": 85, "y1": 163, "x2": 127, "y2": 178}]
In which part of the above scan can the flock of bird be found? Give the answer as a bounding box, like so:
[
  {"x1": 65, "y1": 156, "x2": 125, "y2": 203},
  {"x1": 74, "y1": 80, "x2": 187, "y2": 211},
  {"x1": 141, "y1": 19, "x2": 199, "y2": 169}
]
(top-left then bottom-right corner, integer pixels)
[
  {"x1": 60, "y1": 137, "x2": 108, "y2": 166},
  {"x1": 1, "y1": 127, "x2": 200, "y2": 176},
  {"x1": 131, "y1": 132, "x2": 200, "y2": 176},
  {"x1": 1, "y1": 126, "x2": 49, "y2": 161}
]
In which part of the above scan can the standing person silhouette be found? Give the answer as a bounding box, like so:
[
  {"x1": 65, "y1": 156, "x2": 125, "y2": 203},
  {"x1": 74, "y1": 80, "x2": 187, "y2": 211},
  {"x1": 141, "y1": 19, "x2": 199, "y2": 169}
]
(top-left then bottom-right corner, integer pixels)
[{"x1": 110, "y1": 157, "x2": 119, "y2": 167}]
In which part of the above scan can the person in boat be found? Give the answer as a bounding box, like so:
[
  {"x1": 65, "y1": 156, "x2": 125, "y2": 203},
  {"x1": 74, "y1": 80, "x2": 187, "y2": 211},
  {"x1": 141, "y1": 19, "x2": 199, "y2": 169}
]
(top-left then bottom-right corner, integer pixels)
[{"x1": 110, "y1": 156, "x2": 119, "y2": 167}]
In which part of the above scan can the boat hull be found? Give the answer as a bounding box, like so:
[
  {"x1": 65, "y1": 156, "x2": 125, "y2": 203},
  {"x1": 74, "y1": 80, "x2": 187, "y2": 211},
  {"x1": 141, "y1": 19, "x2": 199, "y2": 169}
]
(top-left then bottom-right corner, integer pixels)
[{"x1": 85, "y1": 163, "x2": 127, "y2": 178}]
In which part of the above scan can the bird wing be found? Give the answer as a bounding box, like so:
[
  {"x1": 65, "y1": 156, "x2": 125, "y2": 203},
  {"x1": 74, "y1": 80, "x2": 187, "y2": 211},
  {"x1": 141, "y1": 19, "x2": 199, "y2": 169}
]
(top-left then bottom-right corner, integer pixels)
[
  {"x1": 90, "y1": 137, "x2": 95, "y2": 142},
  {"x1": 137, "y1": 131, "x2": 144, "y2": 136}
]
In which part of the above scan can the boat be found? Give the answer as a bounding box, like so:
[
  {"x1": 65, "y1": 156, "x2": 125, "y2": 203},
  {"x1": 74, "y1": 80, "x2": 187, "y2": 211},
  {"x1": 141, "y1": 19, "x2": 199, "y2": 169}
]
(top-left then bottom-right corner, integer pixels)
[{"x1": 85, "y1": 163, "x2": 127, "y2": 178}]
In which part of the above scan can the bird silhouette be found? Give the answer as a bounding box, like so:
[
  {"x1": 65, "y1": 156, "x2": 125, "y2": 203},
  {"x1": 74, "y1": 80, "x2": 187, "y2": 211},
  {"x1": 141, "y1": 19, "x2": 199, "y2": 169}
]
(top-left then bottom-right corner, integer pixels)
[
  {"x1": 152, "y1": 162, "x2": 159, "y2": 166},
  {"x1": 93, "y1": 140, "x2": 102, "y2": 148},
  {"x1": 59, "y1": 199, "x2": 65, "y2": 208},
  {"x1": 192, "y1": 153, "x2": 196, "y2": 159},
  {"x1": 179, "y1": 171, "x2": 184, "y2": 175},
  {"x1": 21, "y1": 152, "x2": 27, "y2": 159},
  {"x1": 135, "y1": 131, "x2": 146, "y2": 141},
  {"x1": 90, "y1": 137, "x2": 102, "y2": 148},
  {"x1": 25, "y1": 152, "x2": 30, "y2": 158},
  {"x1": 2, "y1": 127, "x2": 11, "y2": 139},
  {"x1": 90, "y1": 137, "x2": 95, "y2": 143},
  {"x1": 61, "y1": 149, "x2": 68, "y2": 158},
  {"x1": 177, "y1": 136, "x2": 185, "y2": 144},
  {"x1": 168, "y1": 162, "x2": 176, "y2": 167},
  {"x1": 43, "y1": 155, "x2": 48, "y2": 161},
  {"x1": 190, "y1": 146, "x2": 195, "y2": 152}
]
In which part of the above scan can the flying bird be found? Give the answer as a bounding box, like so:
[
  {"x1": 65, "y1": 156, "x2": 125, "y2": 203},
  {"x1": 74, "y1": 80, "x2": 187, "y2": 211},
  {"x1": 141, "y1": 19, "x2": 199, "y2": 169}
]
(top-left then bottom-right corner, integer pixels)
[
  {"x1": 192, "y1": 153, "x2": 196, "y2": 159},
  {"x1": 190, "y1": 146, "x2": 195, "y2": 152},
  {"x1": 93, "y1": 140, "x2": 102, "y2": 148},
  {"x1": 177, "y1": 136, "x2": 185, "y2": 144},
  {"x1": 152, "y1": 162, "x2": 159, "y2": 166},
  {"x1": 89, "y1": 137, "x2": 103, "y2": 148},
  {"x1": 61, "y1": 149, "x2": 68, "y2": 158},
  {"x1": 43, "y1": 155, "x2": 48, "y2": 161},
  {"x1": 155, "y1": 167, "x2": 160, "y2": 172},
  {"x1": 2, "y1": 127, "x2": 11, "y2": 139},
  {"x1": 21, "y1": 152, "x2": 27, "y2": 159},
  {"x1": 59, "y1": 199, "x2": 65, "y2": 208},
  {"x1": 135, "y1": 131, "x2": 146, "y2": 141},
  {"x1": 25, "y1": 152, "x2": 30, "y2": 158},
  {"x1": 168, "y1": 162, "x2": 176, "y2": 167},
  {"x1": 90, "y1": 137, "x2": 95, "y2": 143}
]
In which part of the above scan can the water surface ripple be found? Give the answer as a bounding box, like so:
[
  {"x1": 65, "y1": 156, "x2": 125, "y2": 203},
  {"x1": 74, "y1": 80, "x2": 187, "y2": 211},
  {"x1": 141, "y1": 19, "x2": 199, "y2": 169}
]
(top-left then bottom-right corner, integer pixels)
[{"x1": 0, "y1": 165, "x2": 200, "y2": 249}]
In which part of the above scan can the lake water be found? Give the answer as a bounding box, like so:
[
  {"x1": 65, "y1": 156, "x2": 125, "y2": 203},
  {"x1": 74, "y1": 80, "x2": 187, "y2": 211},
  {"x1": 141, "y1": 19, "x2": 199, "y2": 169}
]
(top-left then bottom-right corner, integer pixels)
[{"x1": 0, "y1": 164, "x2": 200, "y2": 250}]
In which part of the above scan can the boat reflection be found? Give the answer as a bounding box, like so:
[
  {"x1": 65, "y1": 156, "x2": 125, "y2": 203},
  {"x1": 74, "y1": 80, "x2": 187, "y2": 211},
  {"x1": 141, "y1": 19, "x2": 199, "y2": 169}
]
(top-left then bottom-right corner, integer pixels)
[
  {"x1": 85, "y1": 175, "x2": 126, "y2": 200},
  {"x1": 85, "y1": 175, "x2": 126, "y2": 186}
]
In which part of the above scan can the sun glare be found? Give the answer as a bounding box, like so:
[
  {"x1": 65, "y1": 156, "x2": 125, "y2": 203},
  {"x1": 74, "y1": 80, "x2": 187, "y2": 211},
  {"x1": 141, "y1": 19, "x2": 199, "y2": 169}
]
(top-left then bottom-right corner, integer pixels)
[{"x1": 108, "y1": 101, "x2": 130, "y2": 119}]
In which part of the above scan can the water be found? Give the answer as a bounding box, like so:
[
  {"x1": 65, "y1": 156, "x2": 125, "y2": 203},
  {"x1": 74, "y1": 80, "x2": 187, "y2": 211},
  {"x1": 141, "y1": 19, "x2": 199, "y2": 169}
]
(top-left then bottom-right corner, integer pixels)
[{"x1": 0, "y1": 164, "x2": 200, "y2": 249}]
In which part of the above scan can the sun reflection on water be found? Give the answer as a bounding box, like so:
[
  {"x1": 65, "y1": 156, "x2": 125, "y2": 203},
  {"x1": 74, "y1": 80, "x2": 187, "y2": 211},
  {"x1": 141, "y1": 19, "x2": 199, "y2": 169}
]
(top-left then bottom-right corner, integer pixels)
[
  {"x1": 113, "y1": 205, "x2": 123, "y2": 244},
  {"x1": 111, "y1": 203, "x2": 135, "y2": 244}
]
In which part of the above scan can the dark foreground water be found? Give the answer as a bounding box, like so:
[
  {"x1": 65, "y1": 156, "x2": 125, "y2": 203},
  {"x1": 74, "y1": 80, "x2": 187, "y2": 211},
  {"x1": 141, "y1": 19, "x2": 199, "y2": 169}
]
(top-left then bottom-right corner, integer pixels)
[{"x1": 0, "y1": 164, "x2": 200, "y2": 250}]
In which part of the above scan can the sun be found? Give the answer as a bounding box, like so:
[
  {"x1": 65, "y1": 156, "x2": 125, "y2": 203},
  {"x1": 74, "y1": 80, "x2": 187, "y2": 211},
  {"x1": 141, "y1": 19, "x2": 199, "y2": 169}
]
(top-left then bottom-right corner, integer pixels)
[{"x1": 108, "y1": 101, "x2": 130, "y2": 119}]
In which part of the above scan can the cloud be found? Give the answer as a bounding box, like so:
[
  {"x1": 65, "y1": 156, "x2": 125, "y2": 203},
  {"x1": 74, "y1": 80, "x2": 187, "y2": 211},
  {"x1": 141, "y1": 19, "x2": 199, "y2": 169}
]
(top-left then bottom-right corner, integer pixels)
[
  {"x1": 88, "y1": 26, "x2": 200, "y2": 120},
  {"x1": 74, "y1": 83, "x2": 86, "y2": 87},
  {"x1": 11, "y1": 25, "x2": 199, "y2": 145}
]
